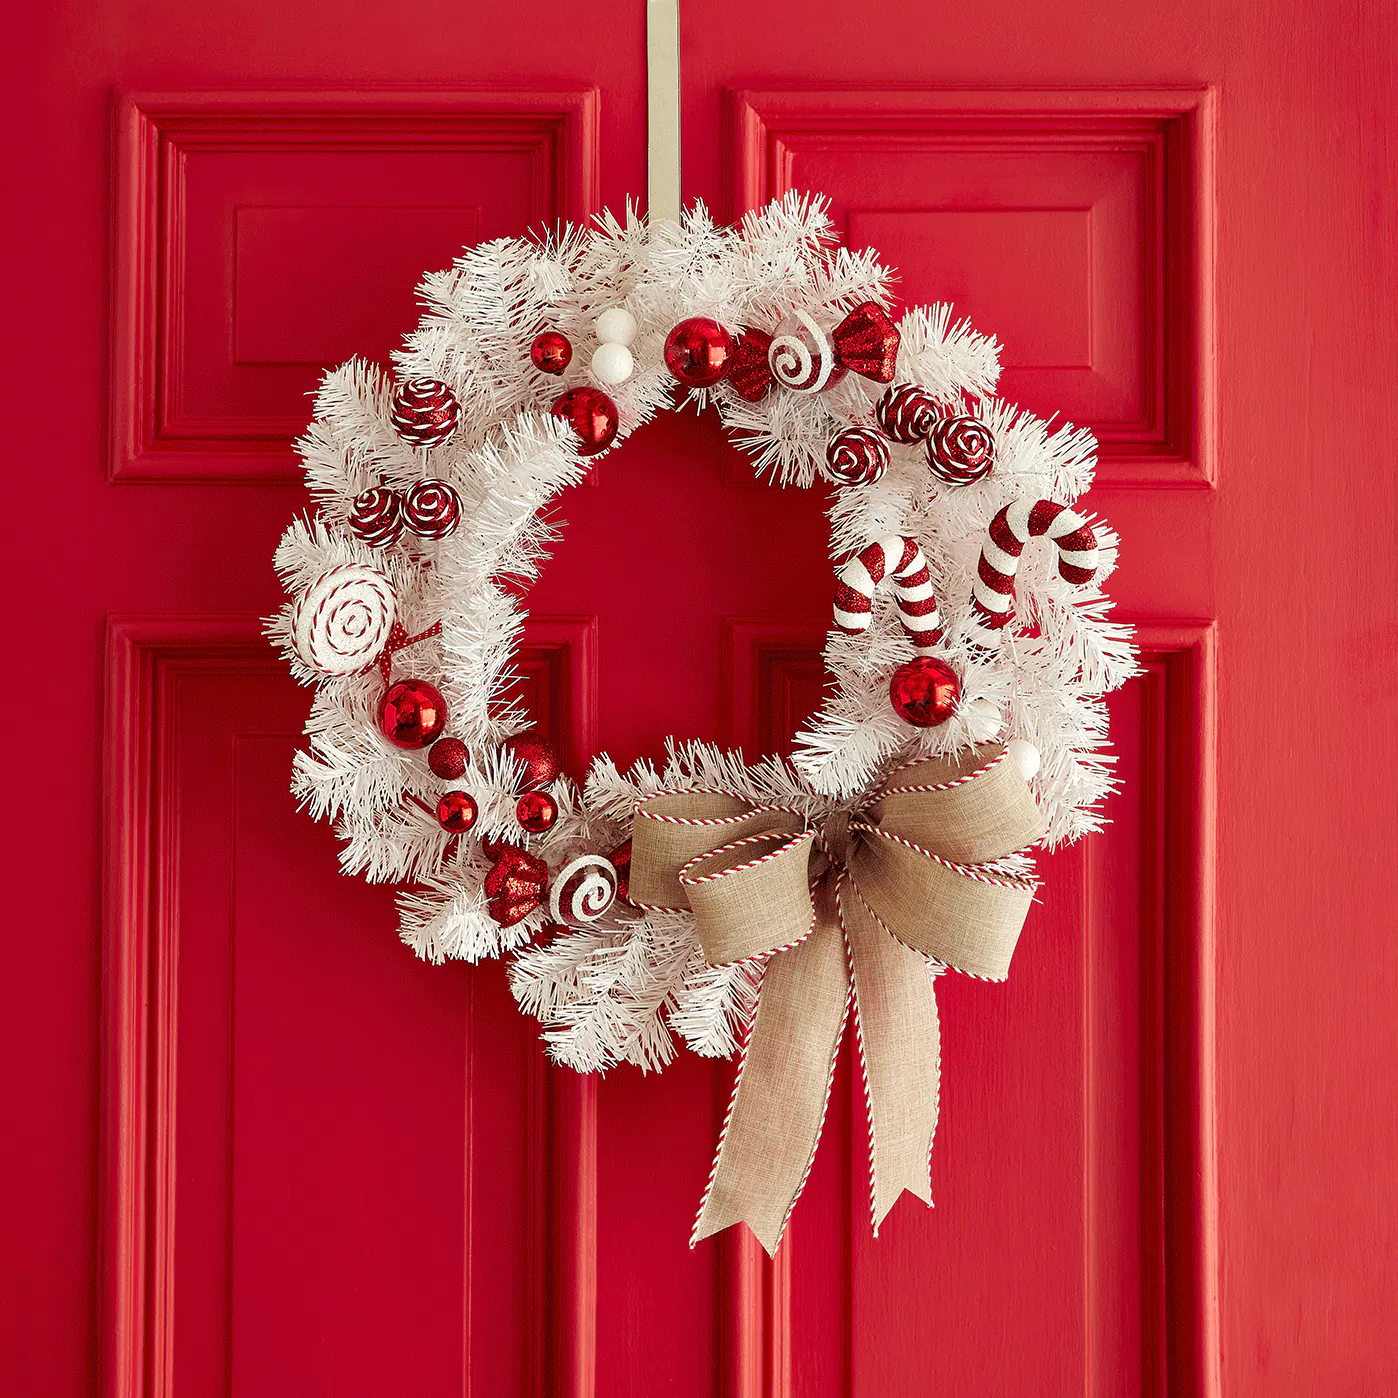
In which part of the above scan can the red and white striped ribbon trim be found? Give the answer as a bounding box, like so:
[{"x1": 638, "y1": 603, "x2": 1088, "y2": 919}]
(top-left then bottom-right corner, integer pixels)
[
  {"x1": 971, "y1": 498, "x2": 1099, "y2": 634},
  {"x1": 833, "y1": 535, "x2": 943, "y2": 648}
]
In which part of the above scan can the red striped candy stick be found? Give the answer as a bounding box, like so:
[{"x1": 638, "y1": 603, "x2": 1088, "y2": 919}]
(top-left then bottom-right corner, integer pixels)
[
  {"x1": 971, "y1": 499, "x2": 1099, "y2": 635},
  {"x1": 833, "y1": 536, "x2": 943, "y2": 648}
]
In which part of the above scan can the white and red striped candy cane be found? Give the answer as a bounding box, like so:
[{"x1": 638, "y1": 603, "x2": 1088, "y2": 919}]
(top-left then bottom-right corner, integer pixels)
[
  {"x1": 971, "y1": 499, "x2": 1099, "y2": 634},
  {"x1": 833, "y1": 536, "x2": 943, "y2": 647}
]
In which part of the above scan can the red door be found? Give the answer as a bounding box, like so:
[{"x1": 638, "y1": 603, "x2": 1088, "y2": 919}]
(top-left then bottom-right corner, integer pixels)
[{"x1": 6, "y1": 5, "x2": 1396, "y2": 1397}]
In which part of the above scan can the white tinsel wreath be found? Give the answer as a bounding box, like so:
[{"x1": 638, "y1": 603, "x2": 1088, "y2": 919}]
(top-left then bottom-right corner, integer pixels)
[{"x1": 268, "y1": 193, "x2": 1136, "y2": 1081}]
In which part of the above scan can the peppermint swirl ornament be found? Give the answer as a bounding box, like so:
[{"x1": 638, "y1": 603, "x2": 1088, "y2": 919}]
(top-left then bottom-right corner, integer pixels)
[
  {"x1": 768, "y1": 309, "x2": 841, "y2": 393},
  {"x1": 403, "y1": 478, "x2": 461, "y2": 539},
  {"x1": 875, "y1": 383, "x2": 938, "y2": 443},
  {"x1": 549, "y1": 853, "x2": 620, "y2": 927},
  {"x1": 348, "y1": 485, "x2": 404, "y2": 549},
  {"x1": 290, "y1": 564, "x2": 397, "y2": 677},
  {"x1": 927, "y1": 415, "x2": 996, "y2": 486},
  {"x1": 823, "y1": 426, "x2": 890, "y2": 487},
  {"x1": 391, "y1": 378, "x2": 461, "y2": 448}
]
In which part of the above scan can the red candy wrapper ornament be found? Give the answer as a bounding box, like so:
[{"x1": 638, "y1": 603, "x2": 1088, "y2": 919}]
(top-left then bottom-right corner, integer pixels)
[
  {"x1": 391, "y1": 378, "x2": 461, "y2": 448},
  {"x1": 552, "y1": 386, "x2": 619, "y2": 455},
  {"x1": 484, "y1": 846, "x2": 549, "y2": 927},
  {"x1": 427, "y1": 736, "x2": 469, "y2": 779},
  {"x1": 436, "y1": 789, "x2": 479, "y2": 833},
  {"x1": 608, "y1": 838, "x2": 633, "y2": 904},
  {"x1": 403, "y1": 478, "x2": 461, "y2": 539},
  {"x1": 664, "y1": 318, "x2": 733, "y2": 387},
  {"x1": 888, "y1": 656, "x2": 961, "y2": 728},
  {"x1": 516, "y1": 789, "x2": 559, "y2": 834},
  {"x1": 502, "y1": 736, "x2": 561, "y2": 790},
  {"x1": 530, "y1": 330, "x2": 572, "y2": 375},
  {"x1": 823, "y1": 426, "x2": 890, "y2": 487},
  {"x1": 926, "y1": 415, "x2": 996, "y2": 487},
  {"x1": 349, "y1": 485, "x2": 404, "y2": 549},
  {"x1": 829, "y1": 301, "x2": 900, "y2": 384},
  {"x1": 378, "y1": 678, "x2": 448, "y2": 748},
  {"x1": 726, "y1": 329, "x2": 774, "y2": 401}
]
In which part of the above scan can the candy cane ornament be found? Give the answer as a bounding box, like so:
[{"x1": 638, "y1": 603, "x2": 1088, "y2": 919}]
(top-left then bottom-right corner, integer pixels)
[
  {"x1": 970, "y1": 499, "x2": 1100, "y2": 638},
  {"x1": 833, "y1": 536, "x2": 943, "y2": 648}
]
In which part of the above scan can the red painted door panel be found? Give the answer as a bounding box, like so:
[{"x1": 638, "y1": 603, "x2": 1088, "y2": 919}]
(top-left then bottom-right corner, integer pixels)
[{"x1": 5, "y1": 5, "x2": 1396, "y2": 1398}]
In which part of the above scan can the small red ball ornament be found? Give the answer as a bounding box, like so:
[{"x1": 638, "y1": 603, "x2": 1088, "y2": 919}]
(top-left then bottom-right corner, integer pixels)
[
  {"x1": 428, "y1": 736, "x2": 469, "y2": 779},
  {"x1": 551, "y1": 386, "x2": 619, "y2": 455},
  {"x1": 502, "y1": 736, "x2": 561, "y2": 790},
  {"x1": 391, "y1": 378, "x2": 461, "y2": 448},
  {"x1": 349, "y1": 485, "x2": 404, "y2": 548},
  {"x1": 663, "y1": 317, "x2": 734, "y2": 387},
  {"x1": 888, "y1": 657, "x2": 961, "y2": 728},
  {"x1": 403, "y1": 478, "x2": 462, "y2": 539},
  {"x1": 516, "y1": 789, "x2": 559, "y2": 834},
  {"x1": 530, "y1": 330, "x2": 573, "y2": 375},
  {"x1": 436, "y1": 789, "x2": 479, "y2": 833},
  {"x1": 823, "y1": 426, "x2": 891, "y2": 487},
  {"x1": 926, "y1": 415, "x2": 996, "y2": 487},
  {"x1": 378, "y1": 678, "x2": 448, "y2": 748},
  {"x1": 876, "y1": 383, "x2": 938, "y2": 444}
]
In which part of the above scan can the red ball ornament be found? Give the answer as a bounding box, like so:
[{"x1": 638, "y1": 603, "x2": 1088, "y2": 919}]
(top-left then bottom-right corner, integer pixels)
[
  {"x1": 390, "y1": 378, "x2": 460, "y2": 448},
  {"x1": 876, "y1": 383, "x2": 938, "y2": 444},
  {"x1": 428, "y1": 736, "x2": 469, "y2": 779},
  {"x1": 403, "y1": 478, "x2": 461, "y2": 539},
  {"x1": 888, "y1": 657, "x2": 961, "y2": 728},
  {"x1": 349, "y1": 485, "x2": 404, "y2": 548},
  {"x1": 551, "y1": 386, "x2": 619, "y2": 455},
  {"x1": 531, "y1": 330, "x2": 573, "y2": 375},
  {"x1": 502, "y1": 736, "x2": 561, "y2": 790},
  {"x1": 516, "y1": 789, "x2": 559, "y2": 834},
  {"x1": 663, "y1": 318, "x2": 734, "y2": 387},
  {"x1": 378, "y1": 678, "x2": 448, "y2": 748},
  {"x1": 926, "y1": 416, "x2": 996, "y2": 487},
  {"x1": 823, "y1": 426, "x2": 890, "y2": 487},
  {"x1": 436, "y1": 789, "x2": 479, "y2": 833}
]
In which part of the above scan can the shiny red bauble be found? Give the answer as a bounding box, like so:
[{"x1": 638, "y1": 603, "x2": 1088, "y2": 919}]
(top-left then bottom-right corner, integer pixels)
[
  {"x1": 515, "y1": 789, "x2": 559, "y2": 834},
  {"x1": 663, "y1": 317, "x2": 734, "y2": 387},
  {"x1": 502, "y1": 736, "x2": 561, "y2": 789},
  {"x1": 427, "y1": 736, "x2": 469, "y2": 779},
  {"x1": 888, "y1": 657, "x2": 962, "y2": 728},
  {"x1": 377, "y1": 678, "x2": 448, "y2": 748},
  {"x1": 530, "y1": 330, "x2": 572, "y2": 375},
  {"x1": 436, "y1": 789, "x2": 479, "y2": 833},
  {"x1": 551, "y1": 386, "x2": 619, "y2": 455}
]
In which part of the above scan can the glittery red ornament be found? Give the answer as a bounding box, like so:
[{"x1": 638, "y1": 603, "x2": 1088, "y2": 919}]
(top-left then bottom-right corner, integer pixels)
[
  {"x1": 551, "y1": 386, "x2": 619, "y2": 455},
  {"x1": 436, "y1": 789, "x2": 479, "y2": 833},
  {"x1": 888, "y1": 657, "x2": 961, "y2": 728},
  {"x1": 484, "y1": 845, "x2": 549, "y2": 926},
  {"x1": 830, "y1": 301, "x2": 901, "y2": 384},
  {"x1": 390, "y1": 378, "x2": 460, "y2": 448},
  {"x1": 530, "y1": 330, "x2": 572, "y2": 375},
  {"x1": 664, "y1": 318, "x2": 734, "y2": 387},
  {"x1": 502, "y1": 736, "x2": 561, "y2": 790},
  {"x1": 378, "y1": 678, "x2": 448, "y2": 748},
  {"x1": 428, "y1": 736, "x2": 469, "y2": 779},
  {"x1": 824, "y1": 426, "x2": 890, "y2": 487},
  {"x1": 481, "y1": 834, "x2": 517, "y2": 861},
  {"x1": 727, "y1": 329, "x2": 775, "y2": 401},
  {"x1": 516, "y1": 789, "x2": 559, "y2": 834},
  {"x1": 876, "y1": 383, "x2": 938, "y2": 444},
  {"x1": 349, "y1": 485, "x2": 404, "y2": 548},
  {"x1": 926, "y1": 416, "x2": 996, "y2": 487},
  {"x1": 608, "y1": 838, "x2": 633, "y2": 904},
  {"x1": 403, "y1": 478, "x2": 461, "y2": 539}
]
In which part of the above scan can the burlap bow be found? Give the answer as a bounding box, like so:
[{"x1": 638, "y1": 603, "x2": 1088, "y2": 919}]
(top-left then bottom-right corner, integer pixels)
[{"x1": 629, "y1": 742, "x2": 1048, "y2": 1255}]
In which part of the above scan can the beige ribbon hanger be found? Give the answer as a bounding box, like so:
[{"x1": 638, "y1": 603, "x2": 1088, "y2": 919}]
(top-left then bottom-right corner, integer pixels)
[{"x1": 647, "y1": 0, "x2": 682, "y2": 225}]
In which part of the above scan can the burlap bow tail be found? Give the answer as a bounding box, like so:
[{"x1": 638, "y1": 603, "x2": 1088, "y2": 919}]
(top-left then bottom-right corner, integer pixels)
[{"x1": 629, "y1": 742, "x2": 1048, "y2": 1255}]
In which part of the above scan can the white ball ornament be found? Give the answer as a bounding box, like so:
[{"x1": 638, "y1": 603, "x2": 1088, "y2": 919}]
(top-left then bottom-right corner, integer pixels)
[
  {"x1": 595, "y1": 307, "x2": 639, "y2": 347},
  {"x1": 590, "y1": 341, "x2": 634, "y2": 385},
  {"x1": 1007, "y1": 738, "x2": 1041, "y2": 783},
  {"x1": 961, "y1": 697, "x2": 1003, "y2": 742}
]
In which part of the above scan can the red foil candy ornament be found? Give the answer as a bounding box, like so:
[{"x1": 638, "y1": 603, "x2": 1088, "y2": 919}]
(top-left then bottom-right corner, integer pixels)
[
  {"x1": 727, "y1": 329, "x2": 774, "y2": 401},
  {"x1": 391, "y1": 378, "x2": 460, "y2": 448},
  {"x1": 530, "y1": 330, "x2": 572, "y2": 375},
  {"x1": 436, "y1": 789, "x2": 479, "y2": 833},
  {"x1": 349, "y1": 485, "x2": 404, "y2": 548},
  {"x1": 516, "y1": 790, "x2": 559, "y2": 834},
  {"x1": 664, "y1": 318, "x2": 734, "y2": 387},
  {"x1": 926, "y1": 416, "x2": 996, "y2": 487},
  {"x1": 378, "y1": 678, "x2": 448, "y2": 748},
  {"x1": 428, "y1": 736, "x2": 469, "y2": 779},
  {"x1": 403, "y1": 478, "x2": 461, "y2": 539},
  {"x1": 876, "y1": 383, "x2": 938, "y2": 444},
  {"x1": 608, "y1": 838, "x2": 633, "y2": 904},
  {"x1": 552, "y1": 386, "x2": 619, "y2": 455},
  {"x1": 502, "y1": 736, "x2": 561, "y2": 790},
  {"x1": 484, "y1": 846, "x2": 549, "y2": 927},
  {"x1": 829, "y1": 301, "x2": 901, "y2": 384},
  {"x1": 823, "y1": 426, "x2": 891, "y2": 487},
  {"x1": 888, "y1": 656, "x2": 961, "y2": 728}
]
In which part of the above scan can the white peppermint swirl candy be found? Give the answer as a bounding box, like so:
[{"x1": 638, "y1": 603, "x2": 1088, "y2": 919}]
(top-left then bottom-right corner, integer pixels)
[
  {"x1": 548, "y1": 853, "x2": 620, "y2": 926},
  {"x1": 290, "y1": 563, "x2": 397, "y2": 677},
  {"x1": 768, "y1": 308, "x2": 837, "y2": 393}
]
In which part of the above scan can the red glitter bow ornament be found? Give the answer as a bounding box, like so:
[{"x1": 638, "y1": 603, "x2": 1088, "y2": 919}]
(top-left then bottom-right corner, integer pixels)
[
  {"x1": 727, "y1": 300, "x2": 901, "y2": 402},
  {"x1": 485, "y1": 844, "x2": 550, "y2": 927},
  {"x1": 362, "y1": 620, "x2": 443, "y2": 683}
]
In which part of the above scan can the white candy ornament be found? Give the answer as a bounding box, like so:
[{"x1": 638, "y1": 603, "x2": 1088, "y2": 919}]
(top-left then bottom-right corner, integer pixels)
[
  {"x1": 769, "y1": 308, "x2": 839, "y2": 393},
  {"x1": 591, "y1": 342, "x2": 635, "y2": 385},
  {"x1": 291, "y1": 563, "x2": 396, "y2": 677},
  {"x1": 595, "y1": 307, "x2": 639, "y2": 347},
  {"x1": 549, "y1": 853, "x2": 620, "y2": 926}
]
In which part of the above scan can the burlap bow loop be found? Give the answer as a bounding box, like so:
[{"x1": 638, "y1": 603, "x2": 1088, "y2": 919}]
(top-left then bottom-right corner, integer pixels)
[{"x1": 630, "y1": 743, "x2": 1047, "y2": 1255}]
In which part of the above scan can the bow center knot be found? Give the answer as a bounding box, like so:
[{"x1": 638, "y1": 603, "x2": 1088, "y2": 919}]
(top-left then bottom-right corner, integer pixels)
[{"x1": 820, "y1": 808, "x2": 852, "y2": 867}]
